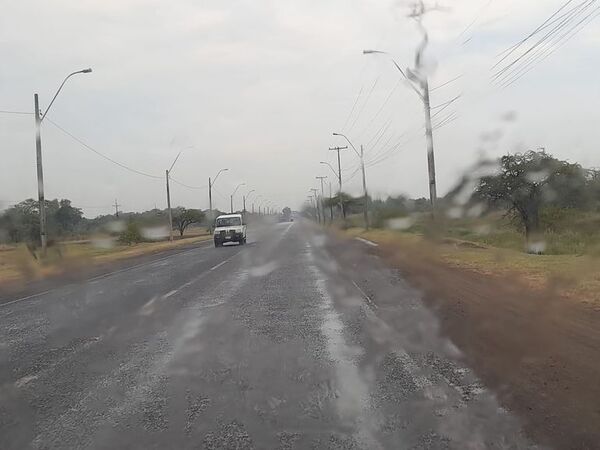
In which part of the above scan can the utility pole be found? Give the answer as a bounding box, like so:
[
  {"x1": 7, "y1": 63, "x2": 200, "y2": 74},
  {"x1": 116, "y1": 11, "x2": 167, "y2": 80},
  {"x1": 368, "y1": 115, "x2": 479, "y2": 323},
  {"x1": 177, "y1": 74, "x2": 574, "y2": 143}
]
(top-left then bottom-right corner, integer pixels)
[
  {"x1": 165, "y1": 169, "x2": 173, "y2": 241},
  {"x1": 328, "y1": 181, "x2": 333, "y2": 222},
  {"x1": 333, "y1": 133, "x2": 369, "y2": 229},
  {"x1": 113, "y1": 199, "x2": 120, "y2": 217},
  {"x1": 360, "y1": 145, "x2": 369, "y2": 229},
  {"x1": 33, "y1": 68, "x2": 92, "y2": 256},
  {"x1": 422, "y1": 80, "x2": 437, "y2": 212},
  {"x1": 329, "y1": 146, "x2": 347, "y2": 219},
  {"x1": 208, "y1": 168, "x2": 228, "y2": 233},
  {"x1": 208, "y1": 176, "x2": 213, "y2": 219},
  {"x1": 34, "y1": 94, "x2": 47, "y2": 254},
  {"x1": 310, "y1": 189, "x2": 321, "y2": 224},
  {"x1": 316, "y1": 176, "x2": 327, "y2": 225}
]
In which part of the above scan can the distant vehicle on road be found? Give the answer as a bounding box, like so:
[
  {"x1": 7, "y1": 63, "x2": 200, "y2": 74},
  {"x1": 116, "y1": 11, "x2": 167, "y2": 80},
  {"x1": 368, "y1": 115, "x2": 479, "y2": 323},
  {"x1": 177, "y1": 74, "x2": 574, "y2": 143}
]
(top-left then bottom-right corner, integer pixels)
[
  {"x1": 213, "y1": 214, "x2": 246, "y2": 247},
  {"x1": 279, "y1": 206, "x2": 293, "y2": 222}
]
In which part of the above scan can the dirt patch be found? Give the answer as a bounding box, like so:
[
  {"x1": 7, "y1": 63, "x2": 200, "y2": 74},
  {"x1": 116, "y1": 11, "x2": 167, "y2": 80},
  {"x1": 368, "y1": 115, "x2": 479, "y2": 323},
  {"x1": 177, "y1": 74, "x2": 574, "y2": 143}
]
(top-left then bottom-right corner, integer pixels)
[{"x1": 372, "y1": 239, "x2": 600, "y2": 449}]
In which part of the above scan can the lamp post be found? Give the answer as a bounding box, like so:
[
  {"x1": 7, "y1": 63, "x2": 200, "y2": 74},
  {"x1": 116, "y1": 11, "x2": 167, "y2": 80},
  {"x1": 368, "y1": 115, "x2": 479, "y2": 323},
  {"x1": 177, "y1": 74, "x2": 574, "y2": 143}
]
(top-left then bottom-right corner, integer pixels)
[
  {"x1": 243, "y1": 189, "x2": 255, "y2": 215},
  {"x1": 35, "y1": 68, "x2": 92, "y2": 255},
  {"x1": 364, "y1": 49, "x2": 437, "y2": 215},
  {"x1": 316, "y1": 176, "x2": 327, "y2": 225},
  {"x1": 253, "y1": 194, "x2": 262, "y2": 215},
  {"x1": 208, "y1": 168, "x2": 228, "y2": 232},
  {"x1": 230, "y1": 183, "x2": 245, "y2": 213},
  {"x1": 333, "y1": 132, "x2": 369, "y2": 229}
]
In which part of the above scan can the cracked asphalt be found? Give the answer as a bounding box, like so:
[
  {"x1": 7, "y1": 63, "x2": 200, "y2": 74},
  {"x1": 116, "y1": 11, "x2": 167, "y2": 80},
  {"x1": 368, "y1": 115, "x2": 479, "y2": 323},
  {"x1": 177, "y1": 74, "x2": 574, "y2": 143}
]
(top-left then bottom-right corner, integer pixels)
[{"x1": 0, "y1": 220, "x2": 538, "y2": 449}]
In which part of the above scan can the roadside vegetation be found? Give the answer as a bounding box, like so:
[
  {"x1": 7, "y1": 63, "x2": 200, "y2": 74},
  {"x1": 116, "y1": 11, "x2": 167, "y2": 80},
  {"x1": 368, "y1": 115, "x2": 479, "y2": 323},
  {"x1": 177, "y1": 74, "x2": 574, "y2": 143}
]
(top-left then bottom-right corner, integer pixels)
[
  {"x1": 0, "y1": 201, "x2": 218, "y2": 286},
  {"x1": 305, "y1": 149, "x2": 600, "y2": 305}
]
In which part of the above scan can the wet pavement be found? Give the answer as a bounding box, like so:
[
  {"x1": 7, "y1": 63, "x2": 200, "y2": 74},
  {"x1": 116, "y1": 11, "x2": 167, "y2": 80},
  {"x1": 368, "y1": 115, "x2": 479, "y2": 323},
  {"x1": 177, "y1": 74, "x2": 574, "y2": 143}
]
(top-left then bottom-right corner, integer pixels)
[{"x1": 0, "y1": 220, "x2": 537, "y2": 449}]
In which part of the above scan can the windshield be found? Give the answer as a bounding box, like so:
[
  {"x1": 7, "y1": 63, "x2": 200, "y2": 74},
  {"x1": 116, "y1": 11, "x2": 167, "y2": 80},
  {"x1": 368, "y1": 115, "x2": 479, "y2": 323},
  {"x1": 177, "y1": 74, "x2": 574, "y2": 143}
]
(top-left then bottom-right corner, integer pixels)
[
  {"x1": 2, "y1": 1, "x2": 600, "y2": 449},
  {"x1": 216, "y1": 217, "x2": 241, "y2": 227}
]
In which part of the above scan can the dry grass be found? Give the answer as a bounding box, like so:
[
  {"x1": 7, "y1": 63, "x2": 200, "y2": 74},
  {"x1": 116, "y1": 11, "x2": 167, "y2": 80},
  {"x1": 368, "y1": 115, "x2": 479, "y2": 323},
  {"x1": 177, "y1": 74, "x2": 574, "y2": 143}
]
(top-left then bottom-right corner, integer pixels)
[
  {"x1": 345, "y1": 228, "x2": 600, "y2": 307},
  {"x1": 0, "y1": 233, "x2": 211, "y2": 286}
]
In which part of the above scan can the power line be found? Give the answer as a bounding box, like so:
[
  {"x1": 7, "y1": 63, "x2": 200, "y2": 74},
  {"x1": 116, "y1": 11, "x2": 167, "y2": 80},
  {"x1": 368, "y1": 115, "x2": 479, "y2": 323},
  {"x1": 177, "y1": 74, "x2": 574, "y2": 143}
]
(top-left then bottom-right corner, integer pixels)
[
  {"x1": 356, "y1": 78, "x2": 402, "y2": 139},
  {"x1": 430, "y1": 75, "x2": 463, "y2": 92},
  {"x1": 430, "y1": 94, "x2": 462, "y2": 110},
  {"x1": 347, "y1": 76, "x2": 380, "y2": 133},
  {"x1": 493, "y1": 0, "x2": 578, "y2": 67},
  {"x1": 341, "y1": 85, "x2": 364, "y2": 131},
  {"x1": 493, "y1": 0, "x2": 594, "y2": 82},
  {"x1": 170, "y1": 177, "x2": 206, "y2": 190},
  {"x1": 492, "y1": 0, "x2": 598, "y2": 85},
  {"x1": 499, "y1": 4, "x2": 600, "y2": 88},
  {"x1": 46, "y1": 118, "x2": 163, "y2": 180},
  {"x1": 0, "y1": 110, "x2": 33, "y2": 115}
]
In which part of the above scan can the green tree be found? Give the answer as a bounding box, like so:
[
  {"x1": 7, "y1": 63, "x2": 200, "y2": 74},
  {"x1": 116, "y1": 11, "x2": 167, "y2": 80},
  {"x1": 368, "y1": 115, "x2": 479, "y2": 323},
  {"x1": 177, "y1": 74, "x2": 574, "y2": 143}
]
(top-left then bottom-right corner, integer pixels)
[
  {"x1": 476, "y1": 150, "x2": 588, "y2": 242},
  {"x1": 172, "y1": 208, "x2": 205, "y2": 237},
  {"x1": 55, "y1": 199, "x2": 83, "y2": 233}
]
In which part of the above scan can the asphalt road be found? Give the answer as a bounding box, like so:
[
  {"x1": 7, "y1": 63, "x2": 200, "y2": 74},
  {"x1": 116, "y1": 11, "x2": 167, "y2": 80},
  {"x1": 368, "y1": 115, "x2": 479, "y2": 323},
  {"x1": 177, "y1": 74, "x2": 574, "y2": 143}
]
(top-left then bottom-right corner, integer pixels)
[{"x1": 0, "y1": 220, "x2": 537, "y2": 449}]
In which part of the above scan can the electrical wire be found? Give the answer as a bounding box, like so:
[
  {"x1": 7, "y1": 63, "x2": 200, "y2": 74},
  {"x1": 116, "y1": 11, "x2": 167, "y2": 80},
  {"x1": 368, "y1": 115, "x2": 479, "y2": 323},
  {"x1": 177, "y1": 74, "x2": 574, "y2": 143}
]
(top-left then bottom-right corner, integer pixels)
[
  {"x1": 0, "y1": 110, "x2": 33, "y2": 115},
  {"x1": 499, "y1": 4, "x2": 600, "y2": 88},
  {"x1": 492, "y1": 0, "x2": 597, "y2": 85},
  {"x1": 341, "y1": 85, "x2": 364, "y2": 132},
  {"x1": 430, "y1": 75, "x2": 463, "y2": 92},
  {"x1": 493, "y1": 0, "x2": 594, "y2": 82},
  {"x1": 356, "y1": 78, "x2": 402, "y2": 139},
  {"x1": 347, "y1": 76, "x2": 380, "y2": 134},
  {"x1": 170, "y1": 177, "x2": 206, "y2": 190},
  {"x1": 493, "y1": 0, "x2": 578, "y2": 67},
  {"x1": 46, "y1": 118, "x2": 163, "y2": 180}
]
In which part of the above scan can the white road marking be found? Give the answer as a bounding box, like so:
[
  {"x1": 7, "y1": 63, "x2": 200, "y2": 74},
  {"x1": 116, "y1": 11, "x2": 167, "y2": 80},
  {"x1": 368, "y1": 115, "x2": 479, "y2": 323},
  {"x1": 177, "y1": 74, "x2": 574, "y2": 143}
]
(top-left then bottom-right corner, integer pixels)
[
  {"x1": 87, "y1": 243, "x2": 211, "y2": 282},
  {"x1": 0, "y1": 241, "x2": 213, "y2": 309},
  {"x1": 351, "y1": 280, "x2": 378, "y2": 310},
  {"x1": 0, "y1": 290, "x2": 51, "y2": 308},
  {"x1": 163, "y1": 289, "x2": 178, "y2": 298},
  {"x1": 354, "y1": 237, "x2": 378, "y2": 247},
  {"x1": 210, "y1": 260, "x2": 228, "y2": 271}
]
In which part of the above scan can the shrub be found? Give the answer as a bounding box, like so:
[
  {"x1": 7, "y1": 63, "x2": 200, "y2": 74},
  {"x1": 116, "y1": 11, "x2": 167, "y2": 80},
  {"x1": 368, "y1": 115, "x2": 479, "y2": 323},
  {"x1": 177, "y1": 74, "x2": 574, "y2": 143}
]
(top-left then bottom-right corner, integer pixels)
[{"x1": 118, "y1": 222, "x2": 143, "y2": 245}]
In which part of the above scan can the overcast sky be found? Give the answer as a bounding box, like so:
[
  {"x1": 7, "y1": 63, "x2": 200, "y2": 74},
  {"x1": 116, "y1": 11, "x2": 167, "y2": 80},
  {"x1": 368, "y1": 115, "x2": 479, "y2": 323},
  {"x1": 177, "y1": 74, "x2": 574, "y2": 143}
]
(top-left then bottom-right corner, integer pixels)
[{"x1": 1, "y1": 0, "x2": 599, "y2": 217}]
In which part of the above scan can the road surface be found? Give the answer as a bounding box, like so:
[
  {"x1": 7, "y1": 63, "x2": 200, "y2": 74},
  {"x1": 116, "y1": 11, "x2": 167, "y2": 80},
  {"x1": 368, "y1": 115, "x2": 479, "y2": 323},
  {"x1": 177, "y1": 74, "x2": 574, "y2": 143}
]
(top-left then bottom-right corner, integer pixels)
[{"x1": 0, "y1": 220, "x2": 536, "y2": 449}]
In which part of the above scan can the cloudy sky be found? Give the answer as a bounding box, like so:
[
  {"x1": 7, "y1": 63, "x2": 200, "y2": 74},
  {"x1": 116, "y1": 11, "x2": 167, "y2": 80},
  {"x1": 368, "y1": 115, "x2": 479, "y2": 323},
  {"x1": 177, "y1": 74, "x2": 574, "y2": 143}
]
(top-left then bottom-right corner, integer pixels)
[{"x1": 1, "y1": 0, "x2": 599, "y2": 216}]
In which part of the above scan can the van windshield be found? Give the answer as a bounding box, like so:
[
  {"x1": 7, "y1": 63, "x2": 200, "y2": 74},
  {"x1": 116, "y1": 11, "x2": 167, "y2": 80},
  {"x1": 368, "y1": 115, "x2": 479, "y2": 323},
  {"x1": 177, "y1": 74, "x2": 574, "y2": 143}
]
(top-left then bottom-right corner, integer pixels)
[{"x1": 216, "y1": 217, "x2": 241, "y2": 227}]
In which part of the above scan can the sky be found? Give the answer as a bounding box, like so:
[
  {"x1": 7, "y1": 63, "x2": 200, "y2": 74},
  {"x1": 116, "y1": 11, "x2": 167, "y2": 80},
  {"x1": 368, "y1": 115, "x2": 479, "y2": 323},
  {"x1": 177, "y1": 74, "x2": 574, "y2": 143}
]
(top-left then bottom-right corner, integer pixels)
[{"x1": 1, "y1": 0, "x2": 599, "y2": 217}]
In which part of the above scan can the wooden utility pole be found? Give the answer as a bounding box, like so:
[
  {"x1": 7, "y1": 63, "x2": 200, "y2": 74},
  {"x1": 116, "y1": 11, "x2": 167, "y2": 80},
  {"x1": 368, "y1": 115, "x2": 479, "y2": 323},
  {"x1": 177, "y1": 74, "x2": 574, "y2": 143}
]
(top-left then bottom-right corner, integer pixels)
[{"x1": 328, "y1": 146, "x2": 347, "y2": 218}]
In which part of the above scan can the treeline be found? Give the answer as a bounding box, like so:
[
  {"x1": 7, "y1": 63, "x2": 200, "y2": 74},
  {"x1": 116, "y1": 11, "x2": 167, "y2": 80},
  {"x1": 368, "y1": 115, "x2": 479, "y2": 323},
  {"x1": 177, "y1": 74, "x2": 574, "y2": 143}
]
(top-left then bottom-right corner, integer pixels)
[
  {"x1": 307, "y1": 150, "x2": 600, "y2": 243},
  {"x1": 0, "y1": 200, "x2": 217, "y2": 245}
]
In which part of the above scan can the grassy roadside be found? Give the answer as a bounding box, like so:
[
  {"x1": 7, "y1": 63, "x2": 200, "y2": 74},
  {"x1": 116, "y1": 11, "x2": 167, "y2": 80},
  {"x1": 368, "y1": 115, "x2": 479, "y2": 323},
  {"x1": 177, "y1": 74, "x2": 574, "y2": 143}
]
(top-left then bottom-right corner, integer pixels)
[
  {"x1": 0, "y1": 233, "x2": 212, "y2": 286},
  {"x1": 344, "y1": 227, "x2": 600, "y2": 307}
]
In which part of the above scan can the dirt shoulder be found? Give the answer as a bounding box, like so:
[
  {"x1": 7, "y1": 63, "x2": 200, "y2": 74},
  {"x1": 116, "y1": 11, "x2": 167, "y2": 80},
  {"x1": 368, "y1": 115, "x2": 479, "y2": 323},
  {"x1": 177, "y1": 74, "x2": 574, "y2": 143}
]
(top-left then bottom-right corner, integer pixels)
[{"x1": 345, "y1": 228, "x2": 600, "y2": 449}]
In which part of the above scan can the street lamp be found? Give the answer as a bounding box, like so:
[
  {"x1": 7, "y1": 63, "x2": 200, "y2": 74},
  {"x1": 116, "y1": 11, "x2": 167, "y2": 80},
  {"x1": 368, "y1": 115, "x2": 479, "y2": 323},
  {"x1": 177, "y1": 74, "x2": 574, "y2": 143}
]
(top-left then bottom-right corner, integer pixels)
[
  {"x1": 165, "y1": 147, "x2": 194, "y2": 242},
  {"x1": 243, "y1": 189, "x2": 255, "y2": 214},
  {"x1": 208, "y1": 168, "x2": 228, "y2": 229},
  {"x1": 230, "y1": 183, "x2": 246, "y2": 213},
  {"x1": 253, "y1": 194, "x2": 262, "y2": 214},
  {"x1": 35, "y1": 68, "x2": 92, "y2": 254},
  {"x1": 320, "y1": 161, "x2": 338, "y2": 178},
  {"x1": 364, "y1": 49, "x2": 437, "y2": 215},
  {"x1": 333, "y1": 132, "x2": 369, "y2": 229}
]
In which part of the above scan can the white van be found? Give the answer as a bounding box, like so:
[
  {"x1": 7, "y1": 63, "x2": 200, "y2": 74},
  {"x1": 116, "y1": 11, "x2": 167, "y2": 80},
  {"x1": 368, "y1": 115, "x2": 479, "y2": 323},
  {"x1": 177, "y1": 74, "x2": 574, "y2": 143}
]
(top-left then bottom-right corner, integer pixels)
[{"x1": 213, "y1": 214, "x2": 247, "y2": 247}]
